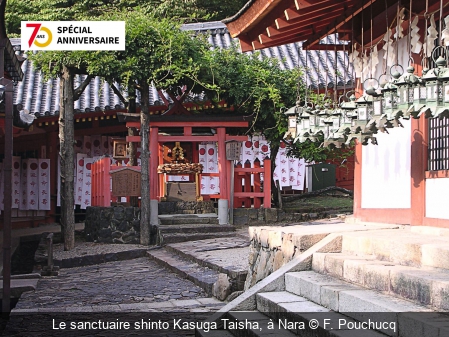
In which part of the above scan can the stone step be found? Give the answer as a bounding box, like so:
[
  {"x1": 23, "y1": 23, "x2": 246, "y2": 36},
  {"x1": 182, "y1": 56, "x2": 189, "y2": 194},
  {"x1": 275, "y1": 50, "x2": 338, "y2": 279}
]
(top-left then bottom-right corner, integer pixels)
[
  {"x1": 146, "y1": 248, "x2": 219, "y2": 296},
  {"x1": 158, "y1": 224, "x2": 234, "y2": 234},
  {"x1": 159, "y1": 215, "x2": 219, "y2": 225},
  {"x1": 256, "y1": 291, "x2": 386, "y2": 337},
  {"x1": 283, "y1": 271, "x2": 449, "y2": 337},
  {"x1": 157, "y1": 232, "x2": 237, "y2": 245},
  {"x1": 312, "y1": 252, "x2": 449, "y2": 310},
  {"x1": 0, "y1": 278, "x2": 39, "y2": 299},
  {"x1": 341, "y1": 229, "x2": 449, "y2": 270}
]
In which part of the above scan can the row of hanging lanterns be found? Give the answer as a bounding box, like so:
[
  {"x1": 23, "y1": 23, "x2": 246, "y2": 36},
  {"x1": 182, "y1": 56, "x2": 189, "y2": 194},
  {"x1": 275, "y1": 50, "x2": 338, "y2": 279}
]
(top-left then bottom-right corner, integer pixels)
[{"x1": 285, "y1": 0, "x2": 449, "y2": 148}]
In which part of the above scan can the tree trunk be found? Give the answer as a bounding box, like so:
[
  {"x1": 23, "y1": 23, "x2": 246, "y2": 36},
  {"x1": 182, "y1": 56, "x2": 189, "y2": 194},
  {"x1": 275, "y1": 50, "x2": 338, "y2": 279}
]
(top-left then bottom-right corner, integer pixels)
[
  {"x1": 59, "y1": 65, "x2": 75, "y2": 250},
  {"x1": 139, "y1": 82, "x2": 150, "y2": 245}
]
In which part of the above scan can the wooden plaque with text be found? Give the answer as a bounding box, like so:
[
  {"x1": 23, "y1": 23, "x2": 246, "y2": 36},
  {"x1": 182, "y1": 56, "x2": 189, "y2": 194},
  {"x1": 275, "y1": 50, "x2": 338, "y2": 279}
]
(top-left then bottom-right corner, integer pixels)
[{"x1": 111, "y1": 167, "x2": 141, "y2": 197}]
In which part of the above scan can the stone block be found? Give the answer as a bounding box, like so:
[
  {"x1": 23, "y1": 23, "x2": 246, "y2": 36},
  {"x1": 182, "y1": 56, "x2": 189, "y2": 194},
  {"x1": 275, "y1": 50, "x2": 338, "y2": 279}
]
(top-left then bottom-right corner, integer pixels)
[
  {"x1": 292, "y1": 233, "x2": 328, "y2": 252},
  {"x1": 342, "y1": 257, "x2": 376, "y2": 285},
  {"x1": 363, "y1": 263, "x2": 393, "y2": 292},
  {"x1": 422, "y1": 244, "x2": 449, "y2": 270},
  {"x1": 232, "y1": 216, "x2": 248, "y2": 226},
  {"x1": 324, "y1": 254, "x2": 345, "y2": 278},
  {"x1": 212, "y1": 273, "x2": 231, "y2": 301},
  {"x1": 342, "y1": 234, "x2": 373, "y2": 255},
  {"x1": 282, "y1": 238, "x2": 295, "y2": 262},
  {"x1": 431, "y1": 278, "x2": 449, "y2": 310},
  {"x1": 256, "y1": 291, "x2": 307, "y2": 313},
  {"x1": 268, "y1": 230, "x2": 283, "y2": 249},
  {"x1": 320, "y1": 284, "x2": 361, "y2": 311},
  {"x1": 246, "y1": 208, "x2": 259, "y2": 220},
  {"x1": 264, "y1": 208, "x2": 278, "y2": 223},
  {"x1": 273, "y1": 250, "x2": 284, "y2": 271},
  {"x1": 255, "y1": 249, "x2": 270, "y2": 282},
  {"x1": 259, "y1": 229, "x2": 269, "y2": 248},
  {"x1": 312, "y1": 252, "x2": 326, "y2": 273},
  {"x1": 389, "y1": 268, "x2": 432, "y2": 306},
  {"x1": 371, "y1": 237, "x2": 422, "y2": 268}
]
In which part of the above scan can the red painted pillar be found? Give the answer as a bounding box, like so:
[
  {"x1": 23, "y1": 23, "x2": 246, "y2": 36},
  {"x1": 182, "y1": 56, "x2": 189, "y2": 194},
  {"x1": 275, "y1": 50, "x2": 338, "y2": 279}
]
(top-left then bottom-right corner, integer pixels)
[
  {"x1": 150, "y1": 127, "x2": 158, "y2": 200},
  {"x1": 353, "y1": 141, "x2": 362, "y2": 219},
  {"x1": 264, "y1": 159, "x2": 271, "y2": 208},
  {"x1": 410, "y1": 116, "x2": 427, "y2": 226},
  {"x1": 254, "y1": 158, "x2": 261, "y2": 209},
  {"x1": 217, "y1": 128, "x2": 228, "y2": 199},
  {"x1": 244, "y1": 160, "x2": 251, "y2": 208}
]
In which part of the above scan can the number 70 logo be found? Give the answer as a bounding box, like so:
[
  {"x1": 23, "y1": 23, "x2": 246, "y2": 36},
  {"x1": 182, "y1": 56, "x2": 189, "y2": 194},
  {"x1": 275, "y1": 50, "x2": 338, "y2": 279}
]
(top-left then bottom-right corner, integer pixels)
[{"x1": 26, "y1": 23, "x2": 52, "y2": 48}]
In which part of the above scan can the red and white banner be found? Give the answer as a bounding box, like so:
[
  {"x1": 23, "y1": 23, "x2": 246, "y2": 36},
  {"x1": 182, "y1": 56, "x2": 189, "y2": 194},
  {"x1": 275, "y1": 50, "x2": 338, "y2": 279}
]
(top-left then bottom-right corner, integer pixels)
[
  {"x1": 242, "y1": 138, "x2": 254, "y2": 165},
  {"x1": 206, "y1": 143, "x2": 219, "y2": 194},
  {"x1": 80, "y1": 158, "x2": 93, "y2": 209},
  {"x1": 26, "y1": 159, "x2": 39, "y2": 210},
  {"x1": 291, "y1": 158, "x2": 306, "y2": 191},
  {"x1": 19, "y1": 160, "x2": 28, "y2": 210},
  {"x1": 199, "y1": 144, "x2": 209, "y2": 195},
  {"x1": 12, "y1": 156, "x2": 21, "y2": 209},
  {"x1": 75, "y1": 153, "x2": 86, "y2": 205},
  {"x1": 38, "y1": 159, "x2": 51, "y2": 210}
]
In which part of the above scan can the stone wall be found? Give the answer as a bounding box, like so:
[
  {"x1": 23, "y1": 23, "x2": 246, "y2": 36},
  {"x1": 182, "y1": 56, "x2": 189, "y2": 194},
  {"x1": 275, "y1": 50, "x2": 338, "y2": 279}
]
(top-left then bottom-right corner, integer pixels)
[
  {"x1": 85, "y1": 206, "x2": 141, "y2": 244},
  {"x1": 244, "y1": 226, "x2": 328, "y2": 290},
  {"x1": 158, "y1": 201, "x2": 215, "y2": 215},
  {"x1": 233, "y1": 208, "x2": 348, "y2": 226}
]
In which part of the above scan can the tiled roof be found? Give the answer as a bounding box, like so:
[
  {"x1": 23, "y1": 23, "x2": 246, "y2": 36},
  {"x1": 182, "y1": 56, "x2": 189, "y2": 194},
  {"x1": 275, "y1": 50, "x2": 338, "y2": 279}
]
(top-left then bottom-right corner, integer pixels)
[{"x1": 11, "y1": 22, "x2": 353, "y2": 118}]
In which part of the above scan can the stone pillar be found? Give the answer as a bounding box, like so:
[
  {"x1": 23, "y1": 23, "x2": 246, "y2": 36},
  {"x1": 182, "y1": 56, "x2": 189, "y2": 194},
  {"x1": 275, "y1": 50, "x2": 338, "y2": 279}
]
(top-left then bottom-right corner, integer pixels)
[
  {"x1": 218, "y1": 199, "x2": 229, "y2": 225},
  {"x1": 150, "y1": 199, "x2": 159, "y2": 225}
]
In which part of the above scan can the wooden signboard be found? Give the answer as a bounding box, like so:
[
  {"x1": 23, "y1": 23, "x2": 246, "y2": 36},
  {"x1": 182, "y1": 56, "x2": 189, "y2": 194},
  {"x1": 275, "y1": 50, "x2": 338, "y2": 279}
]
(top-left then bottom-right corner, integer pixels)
[
  {"x1": 111, "y1": 167, "x2": 141, "y2": 197},
  {"x1": 225, "y1": 140, "x2": 242, "y2": 161}
]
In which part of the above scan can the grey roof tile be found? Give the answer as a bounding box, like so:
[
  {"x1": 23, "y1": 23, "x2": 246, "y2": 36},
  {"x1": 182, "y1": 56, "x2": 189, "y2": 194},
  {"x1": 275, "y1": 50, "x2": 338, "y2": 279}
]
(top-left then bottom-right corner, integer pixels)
[{"x1": 10, "y1": 21, "x2": 353, "y2": 118}]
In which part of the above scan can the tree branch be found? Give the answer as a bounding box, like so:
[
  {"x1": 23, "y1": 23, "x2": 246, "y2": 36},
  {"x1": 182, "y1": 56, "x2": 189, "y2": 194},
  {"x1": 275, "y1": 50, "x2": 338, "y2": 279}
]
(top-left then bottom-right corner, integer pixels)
[
  {"x1": 73, "y1": 74, "x2": 94, "y2": 101},
  {"x1": 110, "y1": 82, "x2": 128, "y2": 107}
]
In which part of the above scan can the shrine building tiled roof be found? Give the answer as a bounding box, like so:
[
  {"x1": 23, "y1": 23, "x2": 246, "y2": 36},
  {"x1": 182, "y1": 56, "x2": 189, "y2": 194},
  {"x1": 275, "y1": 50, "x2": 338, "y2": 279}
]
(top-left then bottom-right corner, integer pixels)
[{"x1": 10, "y1": 22, "x2": 353, "y2": 118}]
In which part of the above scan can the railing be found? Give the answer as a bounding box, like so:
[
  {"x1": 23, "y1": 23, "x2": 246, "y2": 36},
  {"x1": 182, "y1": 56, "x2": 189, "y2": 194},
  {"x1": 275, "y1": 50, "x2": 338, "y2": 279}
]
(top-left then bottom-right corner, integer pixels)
[
  {"x1": 234, "y1": 158, "x2": 271, "y2": 209},
  {"x1": 92, "y1": 157, "x2": 271, "y2": 208}
]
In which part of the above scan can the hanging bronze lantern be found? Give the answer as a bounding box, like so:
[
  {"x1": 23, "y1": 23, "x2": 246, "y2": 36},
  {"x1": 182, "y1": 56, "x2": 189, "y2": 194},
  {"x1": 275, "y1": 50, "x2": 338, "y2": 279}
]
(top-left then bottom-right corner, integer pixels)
[
  {"x1": 395, "y1": 64, "x2": 420, "y2": 119},
  {"x1": 420, "y1": 49, "x2": 448, "y2": 118},
  {"x1": 381, "y1": 67, "x2": 400, "y2": 121}
]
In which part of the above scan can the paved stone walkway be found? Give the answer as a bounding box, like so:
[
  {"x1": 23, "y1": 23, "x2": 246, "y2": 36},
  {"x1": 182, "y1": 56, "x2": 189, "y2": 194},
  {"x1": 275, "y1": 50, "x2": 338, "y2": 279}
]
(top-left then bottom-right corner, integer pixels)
[{"x1": 13, "y1": 257, "x2": 223, "y2": 312}]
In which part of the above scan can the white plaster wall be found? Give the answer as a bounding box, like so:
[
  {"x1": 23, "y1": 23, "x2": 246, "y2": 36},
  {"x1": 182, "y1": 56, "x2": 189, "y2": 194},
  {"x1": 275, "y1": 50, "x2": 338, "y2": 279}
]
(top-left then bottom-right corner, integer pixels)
[
  {"x1": 361, "y1": 119, "x2": 411, "y2": 208},
  {"x1": 426, "y1": 178, "x2": 449, "y2": 219}
]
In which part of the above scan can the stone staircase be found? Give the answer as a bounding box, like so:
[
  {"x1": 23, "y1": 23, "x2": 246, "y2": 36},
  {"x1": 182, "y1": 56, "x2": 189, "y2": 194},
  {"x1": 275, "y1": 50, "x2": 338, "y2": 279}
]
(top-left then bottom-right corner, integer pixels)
[
  {"x1": 148, "y1": 236, "x2": 249, "y2": 297},
  {"x1": 197, "y1": 226, "x2": 449, "y2": 337},
  {"x1": 155, "y1": 214, "x2": 235, "y2": 245}
]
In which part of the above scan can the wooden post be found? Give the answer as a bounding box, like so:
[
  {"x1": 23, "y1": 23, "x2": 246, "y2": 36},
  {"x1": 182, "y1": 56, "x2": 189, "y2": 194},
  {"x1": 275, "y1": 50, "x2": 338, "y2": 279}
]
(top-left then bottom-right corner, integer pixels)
[
  {"x1": 234, "y1": 162, "x2": 243, "y2": 208},
  {"x1": 229, "y1": 161, "x2": 235, "y2": 224}
]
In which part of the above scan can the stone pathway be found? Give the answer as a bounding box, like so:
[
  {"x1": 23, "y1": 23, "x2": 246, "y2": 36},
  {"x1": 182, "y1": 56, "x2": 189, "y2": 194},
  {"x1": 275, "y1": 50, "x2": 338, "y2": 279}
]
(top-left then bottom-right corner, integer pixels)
[{"x1": 14, "y1": 257, "x2": 223, "y2": 312}]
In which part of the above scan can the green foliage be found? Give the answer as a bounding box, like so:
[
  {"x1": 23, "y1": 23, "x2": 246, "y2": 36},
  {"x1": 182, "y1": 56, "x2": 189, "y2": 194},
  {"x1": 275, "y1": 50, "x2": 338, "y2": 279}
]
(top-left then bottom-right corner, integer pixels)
[
  {"x1": 205, "y1": 44, "x2": 302, "y2": 145},
  {"x1": 285, "y1": 135, "x2": 355, "y2": 165}
]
